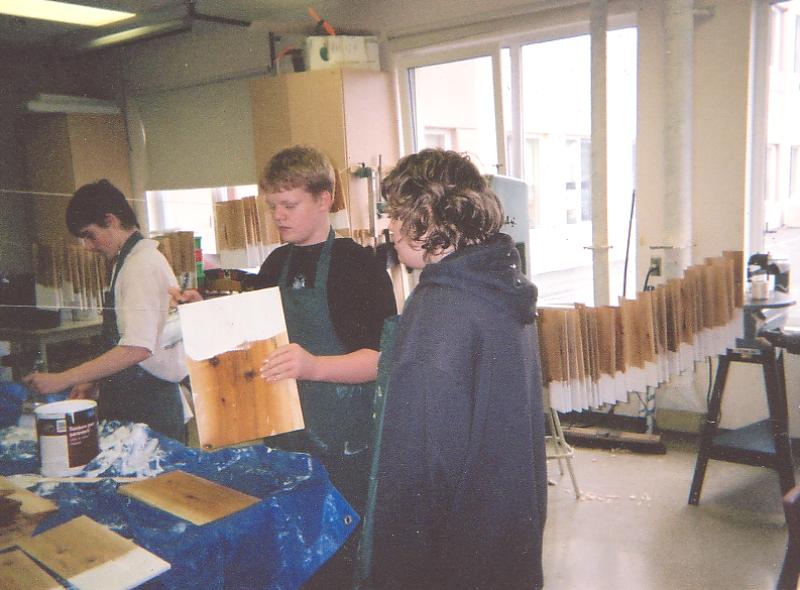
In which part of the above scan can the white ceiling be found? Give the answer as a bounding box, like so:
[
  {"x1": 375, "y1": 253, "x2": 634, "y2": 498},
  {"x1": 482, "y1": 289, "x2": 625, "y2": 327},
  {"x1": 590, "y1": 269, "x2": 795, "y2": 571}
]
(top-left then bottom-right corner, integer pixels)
[{"x1": 0, "y1": 0, "x2": 347, "y2": 52}]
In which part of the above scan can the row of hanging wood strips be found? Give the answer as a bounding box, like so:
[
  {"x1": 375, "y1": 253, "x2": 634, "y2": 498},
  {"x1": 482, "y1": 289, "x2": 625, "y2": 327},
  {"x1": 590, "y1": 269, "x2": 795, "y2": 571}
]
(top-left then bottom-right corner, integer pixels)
[
  {"x1": 32, "y1": 242, "x2": 108, "y2": 311},
  {"x1": 537, "y1": 251, "x2": 744, "y2": 413},
  {"x1": 33, "y1": 230, "x2": 197, "y2": 312}
]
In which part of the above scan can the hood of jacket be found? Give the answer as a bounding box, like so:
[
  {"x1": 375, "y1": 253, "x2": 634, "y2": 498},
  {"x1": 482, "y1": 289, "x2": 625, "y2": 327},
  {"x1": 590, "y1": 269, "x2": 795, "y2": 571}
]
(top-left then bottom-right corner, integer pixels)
[{"x1": 418, "y1": 233, "x2": 537, "y2": 324}]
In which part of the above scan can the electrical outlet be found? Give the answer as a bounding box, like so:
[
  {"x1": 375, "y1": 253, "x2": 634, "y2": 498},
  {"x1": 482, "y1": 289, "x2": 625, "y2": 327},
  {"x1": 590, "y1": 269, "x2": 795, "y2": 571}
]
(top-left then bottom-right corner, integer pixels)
[{"x1": 650, "y1": 256, "x2": 662, "y2": 277}]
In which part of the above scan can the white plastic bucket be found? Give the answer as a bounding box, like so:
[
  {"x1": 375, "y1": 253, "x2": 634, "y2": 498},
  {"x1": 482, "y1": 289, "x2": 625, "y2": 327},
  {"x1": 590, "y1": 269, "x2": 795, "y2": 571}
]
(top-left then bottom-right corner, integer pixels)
[{"x1": 34, "y1": 400, "x2": 99, "y2": 477}]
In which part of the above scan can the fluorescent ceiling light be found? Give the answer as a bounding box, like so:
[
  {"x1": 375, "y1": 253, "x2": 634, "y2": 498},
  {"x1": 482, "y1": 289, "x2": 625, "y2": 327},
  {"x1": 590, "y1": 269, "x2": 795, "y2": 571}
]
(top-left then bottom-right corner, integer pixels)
[
  {"x1": 0, "y1": 0, "x2": 135, "y2": 27},
  {"x1": 81, "y1": 19, "x2": 189, "y2": 50},
  {"x1": 26, "y1": 93, "x2": 120, "y2": 114}
]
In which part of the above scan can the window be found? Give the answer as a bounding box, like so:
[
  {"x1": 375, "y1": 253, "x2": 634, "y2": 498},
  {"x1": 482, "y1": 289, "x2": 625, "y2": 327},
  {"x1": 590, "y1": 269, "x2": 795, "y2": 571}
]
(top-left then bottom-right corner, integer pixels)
[
  {"x1": 767, "y1": 144, "x2": 780, "y2": 204},
  {"x1": 791, "y1": 146, "x2": 800, "y2": 200},
  {"x1": 523, "y1": 135, "x2": 543, "y2": 227},
  {"x1": 564, "y1": 137, "x2": 592, "y2": 224},
  {"x1": 424, "y1": 127, "x2": 456, "y2": 150},
  {"x1": 795, "y1": 15, "x2": 800, "y2": 73},
  {"x1": 397, "y1": 26, "x2": 637, "y2": 306},
  {"x1": 146, "y1": 184, "x2": 258, "y2": 256},
  {"x1": 771, "y1": 6, "x2": 784, "y2": 69},
  {"x1": 406, "y1": 54, "x2": 500, "y2": 175}
]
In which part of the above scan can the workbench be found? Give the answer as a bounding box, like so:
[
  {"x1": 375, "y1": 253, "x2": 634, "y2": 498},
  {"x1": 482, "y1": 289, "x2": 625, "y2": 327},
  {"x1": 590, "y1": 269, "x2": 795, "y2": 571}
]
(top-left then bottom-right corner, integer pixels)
[
  {"x1": 0, "y1": 420, "x2": 357, "y2": 589},
  {"x1": 0, "y1": 317, "x2": 103, "y2": 375}
]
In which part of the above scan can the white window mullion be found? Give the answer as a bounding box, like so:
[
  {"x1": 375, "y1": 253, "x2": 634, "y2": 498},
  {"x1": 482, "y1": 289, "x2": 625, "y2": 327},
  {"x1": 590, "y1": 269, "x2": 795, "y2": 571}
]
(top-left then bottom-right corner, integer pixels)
[
  {"x1": 507, "y1": 42, "x2": 524, "y2": 179},
  {"x1": 491, "y1": 43, "x2": 507, "y2": 175}
]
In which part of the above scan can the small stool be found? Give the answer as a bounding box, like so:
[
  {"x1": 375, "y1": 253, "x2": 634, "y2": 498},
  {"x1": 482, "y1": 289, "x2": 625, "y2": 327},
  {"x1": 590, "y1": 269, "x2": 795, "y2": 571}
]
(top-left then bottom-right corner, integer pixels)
[{"x1": 546, "y1": 407, "x2": 580, "y2": 499}]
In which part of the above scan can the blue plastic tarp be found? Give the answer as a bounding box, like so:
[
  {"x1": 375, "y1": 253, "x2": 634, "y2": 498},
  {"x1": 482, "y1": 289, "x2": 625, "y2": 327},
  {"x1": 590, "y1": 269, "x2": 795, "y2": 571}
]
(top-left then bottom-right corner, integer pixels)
[{"x1": 0, "y1": 421, "x2": 358, "y2": 589}]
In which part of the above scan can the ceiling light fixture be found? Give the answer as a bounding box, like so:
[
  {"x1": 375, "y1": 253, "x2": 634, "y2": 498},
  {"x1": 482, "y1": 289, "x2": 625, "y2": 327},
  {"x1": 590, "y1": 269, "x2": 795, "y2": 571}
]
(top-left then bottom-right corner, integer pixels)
[
  {"x1": 0, "y1": 0, "x2": 135, "y2": 27},
  {"x1": 25, "y1": 93, "x2": 121, "y2": 114},
  {"x1": 80, "y1": 19, "x2": 190, "y2": 50}
]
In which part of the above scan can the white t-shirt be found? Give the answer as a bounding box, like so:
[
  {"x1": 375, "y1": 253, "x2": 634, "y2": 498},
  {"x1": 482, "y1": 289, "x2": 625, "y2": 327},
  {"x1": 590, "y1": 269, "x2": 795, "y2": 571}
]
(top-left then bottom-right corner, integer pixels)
[{"x1": 112, "y1": 238, "x2": 188, "y2": 383}]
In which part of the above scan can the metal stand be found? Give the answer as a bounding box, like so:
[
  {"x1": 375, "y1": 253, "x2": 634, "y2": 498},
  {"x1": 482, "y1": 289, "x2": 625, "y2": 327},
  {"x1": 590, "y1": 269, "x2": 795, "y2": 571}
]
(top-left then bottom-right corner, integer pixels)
[
  {"x1": 688, "y1": 344, "x2": 796, "y2": 505},
  {"x1": 640, "y1": 385, "x2": 657, "y2": 434},
  {"x1": 546, "y1": 407, "x2": 580, "y2": 499}
]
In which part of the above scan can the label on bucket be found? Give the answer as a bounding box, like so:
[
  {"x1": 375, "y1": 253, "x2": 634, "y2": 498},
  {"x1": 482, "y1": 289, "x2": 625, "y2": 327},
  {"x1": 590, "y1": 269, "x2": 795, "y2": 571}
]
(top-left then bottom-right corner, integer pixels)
[{"x1": 35, "y1": 401, "x2": 99, "y2": 476}]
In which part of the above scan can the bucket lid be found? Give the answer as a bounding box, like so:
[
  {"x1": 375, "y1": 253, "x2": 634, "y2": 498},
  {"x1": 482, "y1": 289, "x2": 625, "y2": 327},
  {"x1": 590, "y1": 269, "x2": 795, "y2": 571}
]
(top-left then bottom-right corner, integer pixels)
[{"x1": 34, "y1": 399, "x2": 97, "y2": 418}]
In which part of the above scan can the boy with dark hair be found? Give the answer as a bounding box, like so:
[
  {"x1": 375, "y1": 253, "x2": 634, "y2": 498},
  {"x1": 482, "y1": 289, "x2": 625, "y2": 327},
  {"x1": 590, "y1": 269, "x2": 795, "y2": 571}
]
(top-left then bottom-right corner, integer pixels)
[
  {"x1": 364, "y1": 148, "x2": 547, "y2": 590},
  {"x1": 24, "y1": 179, "x2": 188, "y2": 442}
]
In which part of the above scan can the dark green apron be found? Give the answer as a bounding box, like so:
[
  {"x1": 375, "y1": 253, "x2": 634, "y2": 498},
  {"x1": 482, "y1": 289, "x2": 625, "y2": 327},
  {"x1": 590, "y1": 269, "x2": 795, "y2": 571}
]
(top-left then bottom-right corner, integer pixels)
[
  {"x1": 267, "y1": 228, "x2": 374, "y2": 516},
  {"x1": 98, "y1": 231, "x2": 185, "y2": 443},
  {"x1": 354, "y1": 314, "x2": 400, "y2": 589}
]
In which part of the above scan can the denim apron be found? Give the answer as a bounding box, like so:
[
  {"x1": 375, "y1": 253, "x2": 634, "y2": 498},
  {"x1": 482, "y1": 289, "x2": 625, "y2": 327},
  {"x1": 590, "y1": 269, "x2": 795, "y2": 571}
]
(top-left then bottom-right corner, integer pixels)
[
  {"x1": 267, "y1": 228, "x2": 374, "y2": 516},
  {"x1": 98, "y1": 231, "x2": 185, "y2": 442}
]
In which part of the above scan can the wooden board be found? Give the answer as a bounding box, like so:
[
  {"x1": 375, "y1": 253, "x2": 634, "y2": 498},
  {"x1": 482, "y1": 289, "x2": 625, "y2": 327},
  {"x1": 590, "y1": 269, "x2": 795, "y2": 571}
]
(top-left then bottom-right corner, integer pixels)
[
  {"x1": 595, "y1": 307, "x2": 616, "y2": 376},
  {"x1": 0, "y1": 548, "x2": 61, "y2": 590},
  {"x1": 118, "y1": 470, "x2": 260, "y2": 526},
  {"x1": 538, "y1": 308, "x2": 567, "y2": 383},
  {"x1": 187, "y1": 333, "x2": 304, "y2": 449},
  {"x1": 179, "y1": 288, "x2": 304, "y2": 449},
  {"x1": 0, "y1": 477, "x2": 57, "y2": 519},
  {"x1": 18, "y1": 515, "x2": 169, "y2": 590},
  {"x1": 0, "y1": 514, "x2": 38, "y2": 551}
]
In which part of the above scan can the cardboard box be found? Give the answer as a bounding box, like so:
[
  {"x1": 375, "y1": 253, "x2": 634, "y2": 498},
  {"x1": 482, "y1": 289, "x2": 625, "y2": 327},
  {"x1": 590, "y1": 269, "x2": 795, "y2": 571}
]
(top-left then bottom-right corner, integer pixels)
[{"x1": 305, "y1": 36, "x2": 380, "y2": 71}]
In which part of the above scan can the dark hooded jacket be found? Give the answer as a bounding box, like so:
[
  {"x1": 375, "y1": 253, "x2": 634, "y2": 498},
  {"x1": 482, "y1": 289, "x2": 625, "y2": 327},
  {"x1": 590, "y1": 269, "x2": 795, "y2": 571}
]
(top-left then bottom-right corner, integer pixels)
[{"x1": 369, "y1": 233, "x2": 547, "y2": 590}]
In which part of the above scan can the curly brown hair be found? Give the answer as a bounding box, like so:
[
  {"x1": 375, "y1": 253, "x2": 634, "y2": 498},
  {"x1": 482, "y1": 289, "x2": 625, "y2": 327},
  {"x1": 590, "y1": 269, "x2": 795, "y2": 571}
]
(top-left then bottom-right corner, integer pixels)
[{"x1": 382, "y1": 149, "x2": 504, "y2": 256}]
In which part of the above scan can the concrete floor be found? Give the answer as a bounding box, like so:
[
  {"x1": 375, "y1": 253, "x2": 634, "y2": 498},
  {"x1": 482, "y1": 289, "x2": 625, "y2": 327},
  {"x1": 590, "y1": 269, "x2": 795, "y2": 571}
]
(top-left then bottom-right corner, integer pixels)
[{"x1": 543, "y1": 435, "x2": 788, "y2": 590}]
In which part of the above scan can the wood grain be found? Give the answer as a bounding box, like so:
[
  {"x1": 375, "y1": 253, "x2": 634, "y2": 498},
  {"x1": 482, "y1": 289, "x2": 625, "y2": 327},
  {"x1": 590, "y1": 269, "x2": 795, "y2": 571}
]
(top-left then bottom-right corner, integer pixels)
[
  {"x1": 19, "y1": 515, "x2": 170, "y2": 590},
  {"x1": 187, "y1": 332, "x2": 304, "y2": 449},
  {"x1": 0, "y1": 477, "x2": 57, "y2": 519},
  {"x1": 0, "y1": 514, "x2": 38, "y2": 551},
  {"x1": 118, "y1": 470, "x2": 259, "y2": 525},
  {"x1": 0, "y1": 549, "x2": 61, "y2": 590}
]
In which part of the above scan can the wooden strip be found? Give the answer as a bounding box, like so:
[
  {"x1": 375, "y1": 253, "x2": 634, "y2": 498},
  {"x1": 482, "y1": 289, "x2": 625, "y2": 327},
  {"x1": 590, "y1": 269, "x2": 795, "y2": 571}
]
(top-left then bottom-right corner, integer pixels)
[
  {"x1": 19, "y1": 515, "x2": 170, "y2": 590},
  {"x1": 595, "y1": 306, "x2": 616, "y2": 376},
  {"x1": 247, "y1": 196, "x2": 261, "y2": 246},
  {"x1": 256, "y1": 192, "x2": 281, "y2": 245},
  {"x1": 332, "y1": 165, "x2": 347, "y2": 213},
  {"x1": 636, "y1": 291, "x2": 656, "y2": 363},
  {"x1": 119, "y1": 471, "x2": 259, "y2": 526},
  {"x1": 575, "y1": 304, "x2": 599, "y2": 382},
  {"x1": 565, "y1": 309, "x2": 584, "y2": 383},
  {"x1": 681, "y1": 270, "x2": 698, "y2": 342},
  {"x1": 652, "y1": 286, "x2": 668, "y2": 356},
  {"x1": 614, "y1": 303, "x2": 627, "y2": 373},
  {"x1": 619, "y1": 297, "x2": 641, "y2": 368},
  {"x1": 537, "y1": 308, "x2": 566, "y2": 383},
  {"x1": 0, "y1": 549, "x2": 61, "y2": 590},
  {"x1": 177, "y1": 231, "x2": 195, "y2": 274},
  {"x1": 215, "y1": 200, "x2": 249, "y2": 252},
  {"x1": 664, "y1": 280, "x2": 679, "y2": 352},
  {"x1": 155, "y1": 235, "x2": 174, "y2": 272},
  {"x1": 0, "y1": 477, "x2": 57, "y2": 518},
  {"x1": 723, "y1": 250, "x2": 744, "y2": 307}
]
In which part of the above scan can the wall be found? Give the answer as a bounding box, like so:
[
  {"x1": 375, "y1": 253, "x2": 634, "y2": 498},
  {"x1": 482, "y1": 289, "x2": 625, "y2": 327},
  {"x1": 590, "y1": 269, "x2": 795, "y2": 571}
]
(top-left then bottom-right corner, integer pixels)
[
  {"x1": 353, "y1": 0, "x2": 785, "y2": 432},
  {"x1": 691, "y1": 0, "x2": 754, "y2": 263},
  {"x1": 635, "y1": 0, "x2": 798, "y2": 433},
  {"x1": 0, "y1": 48, "x2": 120, "y2": 273}
]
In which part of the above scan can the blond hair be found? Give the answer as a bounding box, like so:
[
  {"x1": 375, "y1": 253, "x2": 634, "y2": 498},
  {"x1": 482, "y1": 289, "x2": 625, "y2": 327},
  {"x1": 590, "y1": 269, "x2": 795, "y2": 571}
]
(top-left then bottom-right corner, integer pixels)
[{"x1": 259, "y1": 146, "x2": 335, "y2": 199}]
